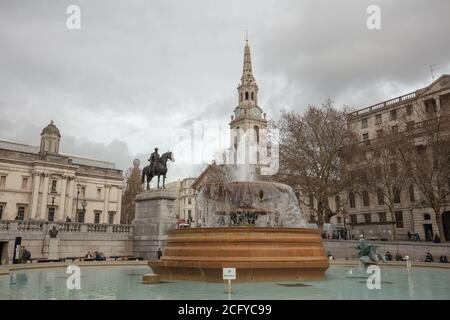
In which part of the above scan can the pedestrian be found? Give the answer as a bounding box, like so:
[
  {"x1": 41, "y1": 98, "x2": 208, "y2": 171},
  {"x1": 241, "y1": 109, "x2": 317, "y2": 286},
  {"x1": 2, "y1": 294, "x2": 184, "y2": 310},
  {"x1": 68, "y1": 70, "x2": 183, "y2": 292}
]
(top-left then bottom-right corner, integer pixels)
[
  {"x1": 157, "y1": 248, "x2": 163, "y2": 260},
  {"x1": 425, "y1": 252, "x2": 433, "y2": 262},
  {"x1": 414, "y1": 233, "x2": 421, "y2": 242},
  {"x1": 407, "y1": 231, "x2": 412, "y2": 241},
  {"x1": 433, "y1": 234, "x2": 441, "y2": 243},
  {"x1": 439, "y1": 255, "x2": 449, "y2": 263},
  {"x1": 19, "y1": 246, "x2": 31, "y2": 264},
  {"x1": 385, "y1": 251, "x2": 392, "y2": 261},
  {"x1": 395, "y1": 252, "x2": 402, "y2": 261}
]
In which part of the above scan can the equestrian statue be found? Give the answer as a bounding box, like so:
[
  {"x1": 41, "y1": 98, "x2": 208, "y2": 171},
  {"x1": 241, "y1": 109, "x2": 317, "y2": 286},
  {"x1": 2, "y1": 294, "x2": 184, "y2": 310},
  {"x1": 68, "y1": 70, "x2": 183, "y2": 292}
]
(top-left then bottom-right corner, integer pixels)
[{"x1": 141, "y1": 147, "x2": 175, "y2": 190}]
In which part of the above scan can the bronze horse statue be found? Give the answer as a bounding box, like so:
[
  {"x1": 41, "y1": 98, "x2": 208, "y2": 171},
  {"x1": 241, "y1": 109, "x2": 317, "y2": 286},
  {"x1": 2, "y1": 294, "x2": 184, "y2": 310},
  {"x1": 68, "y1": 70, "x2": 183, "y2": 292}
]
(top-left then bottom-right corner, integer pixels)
[{"x1": 141, "y1": 151, "x2": 175, "y2": 190}]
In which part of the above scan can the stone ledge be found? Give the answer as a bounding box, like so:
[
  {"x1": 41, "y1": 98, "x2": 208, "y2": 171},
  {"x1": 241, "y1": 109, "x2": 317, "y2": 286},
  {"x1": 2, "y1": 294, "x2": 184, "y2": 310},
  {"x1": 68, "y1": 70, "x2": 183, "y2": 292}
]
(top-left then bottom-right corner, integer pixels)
[{"x1": 135, "y1": 189, "x2": 176, "y2": 201}]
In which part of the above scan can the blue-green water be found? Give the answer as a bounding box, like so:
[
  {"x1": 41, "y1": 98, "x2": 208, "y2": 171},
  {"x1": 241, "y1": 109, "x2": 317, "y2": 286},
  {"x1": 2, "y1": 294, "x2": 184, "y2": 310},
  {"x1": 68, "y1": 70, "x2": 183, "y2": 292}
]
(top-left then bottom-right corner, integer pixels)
[{"x1": 0, "y1": 265, "x2": 449, "y2": 300}]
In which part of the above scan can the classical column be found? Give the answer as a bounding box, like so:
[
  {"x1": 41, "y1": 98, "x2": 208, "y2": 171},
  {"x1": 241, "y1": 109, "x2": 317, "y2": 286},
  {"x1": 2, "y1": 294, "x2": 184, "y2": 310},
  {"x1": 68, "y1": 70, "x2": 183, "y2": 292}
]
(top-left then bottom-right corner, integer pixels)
[
  {"x1": 30, "y1": 171, "x2": 41, "y2": 220},
  {"x1": 116, "y1": 186, "x2": 122, "y2": 224},
  {"x1": 103, "y1": 184, "x2": 111, "y2": 223},
  {"x1": 40, "y1": 173, "x2": 50, "y2": 220},
  {"x1": 58, "y1": 175, "x2": 67, "y2": 221},
  {"x1": 66, "y1": 177, "x2": 75, "y2": 220},
  {"x1": 435, "y1": 96, "x2": 441, "y2": 116}
]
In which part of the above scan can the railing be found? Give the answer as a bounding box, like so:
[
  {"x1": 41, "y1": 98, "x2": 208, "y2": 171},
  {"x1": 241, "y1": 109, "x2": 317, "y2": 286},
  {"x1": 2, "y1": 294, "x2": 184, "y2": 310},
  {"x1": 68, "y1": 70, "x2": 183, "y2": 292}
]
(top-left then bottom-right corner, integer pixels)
[
  {"x1": 349, "y1": 91, "x2": 417, "y2": 118},
  {"x1": 17, "y1": 221, "x2": 44, "y2": 232},
  {"x1": 0, "y1": 220, "x2": 133, "y2": 235},
  {"x1": 57, "y1": 222, "x2": 82, "y2": 233},
  {"x1": 86, "y1": 224, "x2": 108, "y2": 233},
  {"x1": 112, "y1": 225, "x2": 133, "y2": 233},
  {"x1": 0, "y1": 220, "x2": 10, "y2": 231}
]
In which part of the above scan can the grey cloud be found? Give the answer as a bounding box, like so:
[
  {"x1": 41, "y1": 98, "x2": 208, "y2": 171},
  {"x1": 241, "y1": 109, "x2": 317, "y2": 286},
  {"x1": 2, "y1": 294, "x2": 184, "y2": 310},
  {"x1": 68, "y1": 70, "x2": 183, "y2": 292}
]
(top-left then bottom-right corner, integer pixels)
[{"x1": 1, "y1": 0, "x2": 449, "y2": 179}]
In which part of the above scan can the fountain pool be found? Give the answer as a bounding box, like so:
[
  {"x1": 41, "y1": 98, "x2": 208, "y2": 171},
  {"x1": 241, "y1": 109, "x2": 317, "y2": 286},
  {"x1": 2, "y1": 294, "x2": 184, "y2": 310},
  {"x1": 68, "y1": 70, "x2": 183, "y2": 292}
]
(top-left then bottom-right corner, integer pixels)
[{"x1": 1, "y1": 265, "x2": 449, "y2": 300}]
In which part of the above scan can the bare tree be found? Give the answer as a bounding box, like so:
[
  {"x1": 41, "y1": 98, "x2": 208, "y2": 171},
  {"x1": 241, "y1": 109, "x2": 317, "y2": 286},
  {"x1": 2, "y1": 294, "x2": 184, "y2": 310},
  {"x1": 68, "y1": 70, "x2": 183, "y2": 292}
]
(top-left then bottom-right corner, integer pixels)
[
  {"x1": 399, "y1": 111, "x2": 450, "y2": 241},
  {"x1": 275, "y1": 99, "x2": 359, "y2": 227},
  {"x1": 355, "y1": 128, "x2": 410, "y2": 239},
  {"x1": 121, "y1": 164, "x2": 142, "y2": 224}
]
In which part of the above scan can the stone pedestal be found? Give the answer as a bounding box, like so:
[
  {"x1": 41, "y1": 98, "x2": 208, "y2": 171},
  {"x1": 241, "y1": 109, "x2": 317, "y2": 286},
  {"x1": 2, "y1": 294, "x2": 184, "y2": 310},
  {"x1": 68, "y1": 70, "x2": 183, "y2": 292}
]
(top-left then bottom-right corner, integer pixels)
[
  {"x1": 43, "y1": 237, "x2": 59, "y2": 260},
  {"x1": 133, "y1": 189, "x2": 177, "y2": 260}
]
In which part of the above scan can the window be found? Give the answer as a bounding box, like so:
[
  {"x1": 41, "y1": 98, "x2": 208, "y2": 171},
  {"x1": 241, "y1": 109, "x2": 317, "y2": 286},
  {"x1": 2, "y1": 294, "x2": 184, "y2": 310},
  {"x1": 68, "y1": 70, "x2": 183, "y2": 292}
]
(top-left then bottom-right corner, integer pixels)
[
  {"x1": 375, "y1": 114, "x2": 382, "y2": 125},
  {"x1": 251, "y1": 92, "x2": 254, "y2": 100},
  {"x1": 391, "y1": 125, "x2": 398, "y2": 133},
  {"x1": 409, "y1": 185, "x2": 415, "y2": 202},
  {"x1": 77, "y1": 210, "x2": 85, "y2": 223},
  {"x1": 406, "y1": 105, "x2": 413, "y2": 116},
  {"x1": 245, "y1": 91, "x2": 249, "y2": 100},
  {"x1": 337, "y1": 217, "x2": 342, "y2": 224},
  {"x1": 0, "y1": 203, "x2": 4, "y2": 220},
  {"x1": 395, "y1": 211, "x2": 404, "y2": 228},
  {"x1": 362, "y1": 133, "x2": 369, "y2": 141},
  {"x1": 51, "y1": 180, "x2": 57, "y2": 193},
  {"x1": 379, "y1": 212, "x2": 387, "y2": 223},
  {"x1": 393, "y1": 187, "x2": 401, "y2": 204},
  {"x1": 20, "y1": 177, "x2": 28, "y2": 190},
  {"x1": 309, "y1": 194, "x2": 314, "y2": 208},
  {"x1": 335, "y1": 195, "x2": 341, "y2": 208},
  {"x1": 108, "y1": 212, "x2": 115, "y2": 224},
  {"x1": 97, "y1": 188, "x2": 102, "y2": 199},
  {"x1": 364, "y1": 213, "x2": 372, "y2": 223},
  {"x1": 240, "y1": 93, "x2": 243, "y2": 102},
  {"x1": 390, "y1": 109, "x2": 397, "y2": 120},
  {"x1": 362, "y1": 191, "x2": 370, "y2": 207},
  {"x1": 350, "y1": 214, "x2": 357, "y2": 224},
  {"x1": 254, "y1": 126, "x2": 260, "y2": 144},
  {"x1": 0, "y1": 175, "x2": 6, "y2": 188},
  {"x1": 424, "y1": 214, "x2": 431, "y2": 221},
  {"x1": 349, "y1": 192, "x2": 356, "y2": 208},
  {"x1": 425, "y1": 99, "x2": 437, "y2": 113},
  {"x1": 362, "y1": 118, "x2": 368, "y2": 129},
  {"x1": 377, "y1": 189, "x2": 384, "y2": 205},
  {"x1": 94, "y1": 211, "x2": 102, "y2": 224},
  {"x1": 188, "y1": 210, "x2": 192, "y2": 223},
  {"x1": 17, "y1": 206, "x2": 25, "y2": 220},
  {"x1": 81, "y1": 186, "x2": 86, "y2": 197},
  {"x1": 48, "y1": 207, "x2": 55, "y2": 222},
  {"x1": 188, "y1": 198, "x2": 192, "y2": 205},
  {"x1": 376, "y1": 129, "x2": 383, "y2": 137}
]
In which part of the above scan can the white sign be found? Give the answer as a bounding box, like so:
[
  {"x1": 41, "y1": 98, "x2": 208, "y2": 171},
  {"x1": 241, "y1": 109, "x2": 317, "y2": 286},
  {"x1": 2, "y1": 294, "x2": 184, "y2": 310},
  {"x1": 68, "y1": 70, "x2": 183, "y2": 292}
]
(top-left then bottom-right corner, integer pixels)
[{"x1": 223, "y1": 268, "x2": 236, "y2": 280}]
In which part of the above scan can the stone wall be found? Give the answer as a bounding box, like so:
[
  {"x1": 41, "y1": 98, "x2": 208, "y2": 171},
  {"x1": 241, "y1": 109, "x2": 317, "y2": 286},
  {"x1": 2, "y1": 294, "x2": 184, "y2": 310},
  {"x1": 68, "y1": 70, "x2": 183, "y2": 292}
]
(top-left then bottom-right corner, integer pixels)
[
  {"x1": 0, "y1": 220, "x2": 133, "y2": 264},
  {"x1": 324, "y1": 239, "x2": 450, "y2": 262}
]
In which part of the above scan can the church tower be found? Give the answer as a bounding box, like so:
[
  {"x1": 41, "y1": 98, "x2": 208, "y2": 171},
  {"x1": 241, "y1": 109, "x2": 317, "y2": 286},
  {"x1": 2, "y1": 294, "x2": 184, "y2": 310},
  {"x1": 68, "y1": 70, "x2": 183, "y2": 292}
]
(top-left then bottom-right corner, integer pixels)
[{"x1": 229, "y1": 37, "x2": 268, "y2": 166}]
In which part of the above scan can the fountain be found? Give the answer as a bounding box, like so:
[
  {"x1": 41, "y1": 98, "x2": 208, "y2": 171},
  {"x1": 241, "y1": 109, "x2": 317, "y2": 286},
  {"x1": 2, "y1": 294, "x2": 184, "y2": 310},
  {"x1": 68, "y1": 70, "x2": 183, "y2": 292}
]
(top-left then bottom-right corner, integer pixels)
[{"x1": 148, "y1": 166, "x2": 329, "y2": 282}]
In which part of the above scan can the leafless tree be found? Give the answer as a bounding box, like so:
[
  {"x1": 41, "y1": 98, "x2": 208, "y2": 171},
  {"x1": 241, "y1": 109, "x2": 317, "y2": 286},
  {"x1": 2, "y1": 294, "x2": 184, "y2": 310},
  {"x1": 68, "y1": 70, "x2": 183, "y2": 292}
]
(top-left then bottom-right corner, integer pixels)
[
  {"x1": 275, "y1": 99, "x2": 359, "y2": 227},
  {"x1": 121, "y1": 165, "x2": 142, "y2": 224},
  {"x1": 399, "y1": 109, "x2": 450, "y2": 241}
]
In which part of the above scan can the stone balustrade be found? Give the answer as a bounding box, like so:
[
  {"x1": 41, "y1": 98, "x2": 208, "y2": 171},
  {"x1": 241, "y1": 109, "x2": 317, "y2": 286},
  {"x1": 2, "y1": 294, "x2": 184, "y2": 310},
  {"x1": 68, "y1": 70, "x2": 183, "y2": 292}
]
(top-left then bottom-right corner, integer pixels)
[{"x1": 0, "y1": 220, "x2": 134, "y2": 235}]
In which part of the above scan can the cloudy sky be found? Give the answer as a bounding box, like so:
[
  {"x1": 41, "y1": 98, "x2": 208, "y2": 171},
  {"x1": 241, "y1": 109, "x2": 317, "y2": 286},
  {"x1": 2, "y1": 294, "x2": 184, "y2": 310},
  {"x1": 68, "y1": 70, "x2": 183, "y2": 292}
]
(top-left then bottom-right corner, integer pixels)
[{"x1": 1, "y1": 0, "x2": 449, "y2": 182}]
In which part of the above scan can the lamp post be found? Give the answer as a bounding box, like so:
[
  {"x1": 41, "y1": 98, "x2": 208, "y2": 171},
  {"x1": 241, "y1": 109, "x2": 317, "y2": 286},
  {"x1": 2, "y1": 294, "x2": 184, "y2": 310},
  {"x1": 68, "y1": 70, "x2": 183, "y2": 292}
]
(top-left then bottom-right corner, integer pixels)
[{"x1": 80, "y1": 199, "x2": 87, "y2": 223}]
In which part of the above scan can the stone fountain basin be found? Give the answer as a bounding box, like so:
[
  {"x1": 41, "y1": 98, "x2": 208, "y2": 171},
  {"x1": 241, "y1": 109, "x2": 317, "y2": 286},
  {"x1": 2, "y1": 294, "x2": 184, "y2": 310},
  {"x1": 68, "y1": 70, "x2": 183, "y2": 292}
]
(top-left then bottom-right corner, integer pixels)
[{"x1": 148, "y1": 227, "x2": 329, "y2": 282}]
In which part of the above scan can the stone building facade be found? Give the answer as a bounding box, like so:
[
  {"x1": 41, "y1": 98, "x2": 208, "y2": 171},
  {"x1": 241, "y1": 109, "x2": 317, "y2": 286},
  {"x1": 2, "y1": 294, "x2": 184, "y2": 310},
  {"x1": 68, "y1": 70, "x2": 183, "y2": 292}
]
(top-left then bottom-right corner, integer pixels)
[
  {"x1": 0, "y1": 121, "x2": 123, "y2": 225},
  {"x1": 166, "y1": 178, "x2": 198, "y2": 226},
  {"x1": 340, "y1": 75, "x2": 450, "y2": 241}
]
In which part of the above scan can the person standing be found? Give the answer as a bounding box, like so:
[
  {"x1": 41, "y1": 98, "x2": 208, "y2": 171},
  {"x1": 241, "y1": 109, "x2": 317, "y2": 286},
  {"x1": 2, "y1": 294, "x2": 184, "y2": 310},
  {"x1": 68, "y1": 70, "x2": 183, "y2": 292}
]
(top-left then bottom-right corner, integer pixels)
[{"x1": 157, "y1": 248, "x2": 163, "y2": 260}]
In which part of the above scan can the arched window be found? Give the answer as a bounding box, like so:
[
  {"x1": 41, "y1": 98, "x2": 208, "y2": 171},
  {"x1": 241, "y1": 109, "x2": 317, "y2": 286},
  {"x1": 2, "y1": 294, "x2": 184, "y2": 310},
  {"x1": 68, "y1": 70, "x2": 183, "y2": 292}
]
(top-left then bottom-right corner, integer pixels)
[
  {"x1": 251, "y1": 92, "x2": 254, "y2": 100},
  {"x1": 254, "y1": 126, "x2": 259, "y2": 144},
  {"x1": 240, "y1": 93, "x2": 243, "y2": 102},
  {"x1": 245, "y1": 92, "x2": 249, "y2": 100},
  {"x1": 349, "y1": 191, "x2": 356, "y2": 208},
  {"x1": 362, "y1": 190, "x2": 370, "y2": 207}
]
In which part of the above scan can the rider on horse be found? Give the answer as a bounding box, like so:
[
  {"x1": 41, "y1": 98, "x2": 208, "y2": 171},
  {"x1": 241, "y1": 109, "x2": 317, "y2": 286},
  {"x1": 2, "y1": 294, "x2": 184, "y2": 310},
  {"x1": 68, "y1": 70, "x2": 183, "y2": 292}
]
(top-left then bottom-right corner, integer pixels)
[{"x1": 148, "y1": 147, "x2": 160, "y2": 176}]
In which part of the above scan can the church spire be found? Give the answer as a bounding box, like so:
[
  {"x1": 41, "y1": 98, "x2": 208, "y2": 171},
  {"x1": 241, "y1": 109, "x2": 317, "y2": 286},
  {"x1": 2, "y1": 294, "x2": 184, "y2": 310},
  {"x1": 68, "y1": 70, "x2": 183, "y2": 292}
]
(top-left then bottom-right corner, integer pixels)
[
  {"x1": 241, "y1": 35, "x2": 256, "y2": 85},
  {"x1": 237, "y1": 35, "x2": 258, "y2": 108}
]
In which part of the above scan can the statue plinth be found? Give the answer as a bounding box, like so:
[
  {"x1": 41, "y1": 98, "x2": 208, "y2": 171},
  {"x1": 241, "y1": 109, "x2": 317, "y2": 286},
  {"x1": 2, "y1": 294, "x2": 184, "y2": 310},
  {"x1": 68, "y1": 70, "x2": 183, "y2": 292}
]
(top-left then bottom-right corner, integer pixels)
[{"x1": 133, "y1": 189, "x2": 177, "y2": 260}]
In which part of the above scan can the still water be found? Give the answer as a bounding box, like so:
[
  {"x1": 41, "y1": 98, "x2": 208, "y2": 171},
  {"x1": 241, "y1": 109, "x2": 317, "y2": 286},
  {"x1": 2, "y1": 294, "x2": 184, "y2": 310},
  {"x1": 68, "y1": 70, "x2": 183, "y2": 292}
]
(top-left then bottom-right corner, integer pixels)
[{"x1": 0, "y1": 265, "x2": 449, "y2": 300}]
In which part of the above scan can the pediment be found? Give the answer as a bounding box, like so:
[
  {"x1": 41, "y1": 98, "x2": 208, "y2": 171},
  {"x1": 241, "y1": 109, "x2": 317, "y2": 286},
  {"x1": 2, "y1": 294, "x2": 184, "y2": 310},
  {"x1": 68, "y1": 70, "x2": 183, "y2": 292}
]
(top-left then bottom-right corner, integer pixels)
[{"x1": 416, "y1": 75, "x2": 450, "y2": 97}]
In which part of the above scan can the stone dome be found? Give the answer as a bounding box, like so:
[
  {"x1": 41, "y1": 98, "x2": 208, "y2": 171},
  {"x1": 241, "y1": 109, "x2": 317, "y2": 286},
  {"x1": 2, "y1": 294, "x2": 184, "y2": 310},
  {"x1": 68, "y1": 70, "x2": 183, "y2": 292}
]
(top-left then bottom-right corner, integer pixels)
[{"x1": 41, "y1": 120, "x2": 61, "y2": 137}]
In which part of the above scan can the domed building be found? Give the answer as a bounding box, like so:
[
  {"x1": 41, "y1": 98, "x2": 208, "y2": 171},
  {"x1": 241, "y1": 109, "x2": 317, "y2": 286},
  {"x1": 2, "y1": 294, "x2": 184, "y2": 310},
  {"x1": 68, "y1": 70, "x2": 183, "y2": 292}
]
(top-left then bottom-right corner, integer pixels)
[{"x1": 0, "y1": 121, "x2": 123, "y2": 224}]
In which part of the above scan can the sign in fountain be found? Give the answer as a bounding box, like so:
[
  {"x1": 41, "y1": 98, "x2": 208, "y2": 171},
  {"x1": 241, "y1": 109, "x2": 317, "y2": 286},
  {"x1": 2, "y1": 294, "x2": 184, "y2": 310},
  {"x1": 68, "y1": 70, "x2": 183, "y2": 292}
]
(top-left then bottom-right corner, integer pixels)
[{"x1": 147, "y1": 166, "x2": 330, "y2": 282}]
